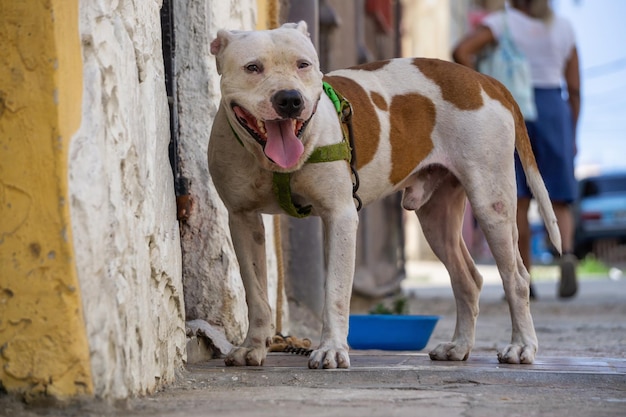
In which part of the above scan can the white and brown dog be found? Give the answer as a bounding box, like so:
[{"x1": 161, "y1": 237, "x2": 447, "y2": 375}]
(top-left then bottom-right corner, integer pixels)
[{"x1": 208, "y1": 22, "x2": 560, "y2": 369}]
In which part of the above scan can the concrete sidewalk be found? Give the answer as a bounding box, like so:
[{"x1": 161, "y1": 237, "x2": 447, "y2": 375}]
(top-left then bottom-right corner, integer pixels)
[
  {"x1": 2, "y1": 263, "x2": 625, "y2": 417},
  {"x1": 166, "y1": 353, "x2": 625, "y2": 417},
  {"x1": 7, "y1": 352, "x2": 622, "y2": 417}
]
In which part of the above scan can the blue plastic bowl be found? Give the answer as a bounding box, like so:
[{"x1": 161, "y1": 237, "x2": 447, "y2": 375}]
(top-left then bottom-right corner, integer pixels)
[{"x1": 348, "y1": 314, "x2": 439, "y2": 350}]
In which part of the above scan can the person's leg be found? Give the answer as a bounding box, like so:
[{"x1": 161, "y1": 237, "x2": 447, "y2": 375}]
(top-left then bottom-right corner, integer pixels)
[
  {"x1": 552, "y1": 202, "x2": 574, "y2": 253},
  {"x1": 553, "y1": 201, "x2": 578, "y2": 298},
  {"x1": 527, "y1": 88, "x2": 578, "y2": 299}
]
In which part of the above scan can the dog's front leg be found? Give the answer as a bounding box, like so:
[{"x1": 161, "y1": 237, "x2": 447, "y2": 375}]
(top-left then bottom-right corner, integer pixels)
[
  {"x1": 225, "y1": 211, "x2": 273, "y2": 366},
  {"x1": 308, "y1": 206, "x2": 359, "y2": 369}
]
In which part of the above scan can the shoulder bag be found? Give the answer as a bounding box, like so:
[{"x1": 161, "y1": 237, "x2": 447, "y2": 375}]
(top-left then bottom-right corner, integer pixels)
[{"x1": 478, "y1": 12, "x2": 537, "y2": 121}]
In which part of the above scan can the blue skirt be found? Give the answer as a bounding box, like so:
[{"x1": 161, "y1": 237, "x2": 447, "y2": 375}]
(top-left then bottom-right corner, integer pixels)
[{"x1": 515, "y1": 88, "x2": 577, "y2": 203}]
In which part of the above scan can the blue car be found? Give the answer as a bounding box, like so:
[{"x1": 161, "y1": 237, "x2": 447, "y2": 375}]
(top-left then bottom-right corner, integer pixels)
[{"x1": 573, "y1": 171, "x2": 626, "y2": 258}]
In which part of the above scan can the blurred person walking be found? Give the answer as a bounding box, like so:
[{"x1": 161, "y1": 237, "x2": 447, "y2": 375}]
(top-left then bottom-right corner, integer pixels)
[{"x1": 453, "y1": 0, "x2": 581, "y2": 299}]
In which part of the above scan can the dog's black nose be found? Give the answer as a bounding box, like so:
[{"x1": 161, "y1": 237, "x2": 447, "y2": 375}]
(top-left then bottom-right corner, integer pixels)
[{"x1": 272, "y1": 89, "x2": 304, "y2": 118}]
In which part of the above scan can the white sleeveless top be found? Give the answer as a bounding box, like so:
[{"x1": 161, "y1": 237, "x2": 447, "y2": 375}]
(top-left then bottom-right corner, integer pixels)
[{"x1": 482, "y1": 8, "x2": 576, "y2": 88}]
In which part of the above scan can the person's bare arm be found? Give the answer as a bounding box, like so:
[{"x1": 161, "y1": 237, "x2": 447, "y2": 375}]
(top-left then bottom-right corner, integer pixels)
[
  {"x1": 564, "y1": 46, "x2": 581, "y2": 129},
  {"x1": 452, "y1": 25, "x2": 496, "y2": 68}
]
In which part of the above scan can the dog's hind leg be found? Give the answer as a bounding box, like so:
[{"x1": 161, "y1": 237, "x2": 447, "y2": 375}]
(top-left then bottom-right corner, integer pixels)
[
  {"x1": 469, "y1": 181, "x2": 538, "y2": 364},
  {"x1": 224, "y1": 212, "x2": 274, "y2": 366},
  {"x1": 407, "y1": 172, "x2": 484, "y2": 361}
]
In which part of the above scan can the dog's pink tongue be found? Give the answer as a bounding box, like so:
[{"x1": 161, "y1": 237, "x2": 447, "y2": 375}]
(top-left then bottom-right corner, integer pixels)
[{"x1": 264, "y1": 119, "x2": 304, "y2": 169}]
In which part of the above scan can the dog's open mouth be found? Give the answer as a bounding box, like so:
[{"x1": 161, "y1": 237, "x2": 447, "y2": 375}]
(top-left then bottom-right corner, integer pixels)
[{"x1": 232, "y1": 104, "x2": 310, "y2": 169}]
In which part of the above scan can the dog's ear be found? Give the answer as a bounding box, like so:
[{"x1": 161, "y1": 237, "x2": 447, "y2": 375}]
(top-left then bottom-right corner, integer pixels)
[
  {"x1": 210, "y1": 30, "x2": 233, "y2": 74},
  {"x1": 281, "y1": 21, "x2": 309, "y2": 37}
]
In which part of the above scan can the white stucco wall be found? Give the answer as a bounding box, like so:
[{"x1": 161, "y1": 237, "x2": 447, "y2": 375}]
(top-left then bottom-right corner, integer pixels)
[{"x1": 69, "y1": 0, "x2": 185, "y2": 398}]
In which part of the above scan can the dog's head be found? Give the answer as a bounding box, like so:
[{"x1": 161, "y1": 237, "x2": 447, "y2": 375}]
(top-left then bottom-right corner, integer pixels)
[{"x1": 210, "y1": 21, "x2": 323, "y2": 171}]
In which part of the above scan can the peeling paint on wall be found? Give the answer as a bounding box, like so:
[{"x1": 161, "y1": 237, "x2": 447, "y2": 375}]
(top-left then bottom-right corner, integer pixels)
[{"x1": 69, "y1": 0, "x2": 186, "y2": 398}]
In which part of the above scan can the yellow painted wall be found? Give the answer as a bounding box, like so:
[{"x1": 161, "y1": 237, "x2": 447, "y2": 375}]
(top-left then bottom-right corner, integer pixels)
[{"x1": 0, "y1": 0, "x2": 93, "y2": 399}]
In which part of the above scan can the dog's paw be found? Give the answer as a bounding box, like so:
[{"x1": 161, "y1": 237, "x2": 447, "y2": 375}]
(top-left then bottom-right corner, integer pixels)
[
  {"x1": 428, "y1": 342, "x2": 471, "y2": 361},
  {"x1": 497, "y1": 344, "x2": 536, "y2": 364},
  {"x1": 224, "y1": 346, "x2": 266, "y2": 367},
  {"x1": 307, "y1": 347, "x2": 351, "y2": 369}
]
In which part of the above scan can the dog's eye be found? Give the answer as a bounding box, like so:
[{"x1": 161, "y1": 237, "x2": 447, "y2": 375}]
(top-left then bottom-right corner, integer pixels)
[
  {"x1": 245, "y1": 63, "x2": 262, "y2": 73},
  {"x1": 297, "y1": 60, "x2": 311, "y2": 70}
]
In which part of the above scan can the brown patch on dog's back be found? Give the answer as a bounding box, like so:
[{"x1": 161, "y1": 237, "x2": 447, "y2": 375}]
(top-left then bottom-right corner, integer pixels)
[
  {"x1": 389, "y1": 93, "x2": 436, "y2": 185},
  {"x1": 412, "y1": 58, "x2": 484, "y2": 110},
  {"x1": 412, "y1": 58, "x2": 513, "y2": 112},
  {"x1": 349, "y1": 60, "x2": 391, "y2": 72},
  {"x1": 323, "y1": 75, "x2": 380, "y2": 169},
  {"x1": 370, "y1": 92, "x2": 388, "y2": 111}
]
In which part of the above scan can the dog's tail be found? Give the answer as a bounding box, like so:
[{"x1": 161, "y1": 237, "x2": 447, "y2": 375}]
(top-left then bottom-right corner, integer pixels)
[{"x1": 514, "y1": 114, "x2": 562, "y2": 254}]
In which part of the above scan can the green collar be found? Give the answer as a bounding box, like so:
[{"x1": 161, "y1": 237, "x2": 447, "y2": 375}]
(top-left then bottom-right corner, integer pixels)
[
  {"x1": 273, "y1": 140, "x2": 351, "y2": 218},
  {"x1": 274, "y1": 82, "x2": 353, "y2": 218},
  {"x1": 228, "y1": 82, "x2": 353, "y2": 218}
]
